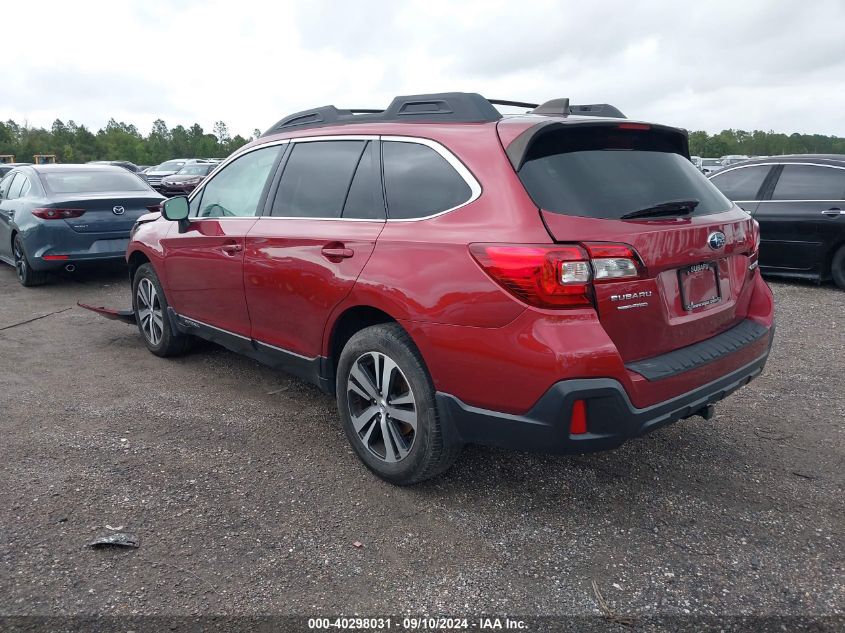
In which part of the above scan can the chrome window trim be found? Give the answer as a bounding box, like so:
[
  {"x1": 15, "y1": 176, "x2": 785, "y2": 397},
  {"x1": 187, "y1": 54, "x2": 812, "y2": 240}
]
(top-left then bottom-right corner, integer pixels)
[
  {"x1": 183, "y1": 134, "x2": 482, "y2": 222},
  {"x1": 710, "y1": 161, "x2": 845, "y2": 204}
]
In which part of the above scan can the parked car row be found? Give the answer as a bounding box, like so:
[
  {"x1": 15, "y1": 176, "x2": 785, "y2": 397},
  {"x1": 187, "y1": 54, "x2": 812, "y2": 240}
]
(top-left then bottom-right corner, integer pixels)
[{"x1": 142, "y1": 158, "x2": 218, "y2": 193}]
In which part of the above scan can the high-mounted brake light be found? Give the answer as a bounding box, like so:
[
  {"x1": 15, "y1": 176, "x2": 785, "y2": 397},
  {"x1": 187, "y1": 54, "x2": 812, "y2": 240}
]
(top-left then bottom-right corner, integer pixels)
[
  {"x1": 469, "y1": 244, "x2": 593, "y2": 308},
  {"x1": 32, "y1": 208, "x2": 85, "y2": 220},
  {"x1": 617, "y1": 122, "x2": 651, "y2": 131}
]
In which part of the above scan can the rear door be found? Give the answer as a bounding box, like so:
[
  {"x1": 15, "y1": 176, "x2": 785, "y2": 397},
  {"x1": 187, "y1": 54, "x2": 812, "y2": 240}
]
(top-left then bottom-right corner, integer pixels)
[
  {"x1": 751, "y1": 163, "x2": 845, "y2": 274},
  {"x1": 512, "y1": 122, "x2": 759, "y2": 362},
  {"x1": 162, "y1": 144, "x2": 284, "y2": 337},
  {"x1": 244, "y1": 138, "x2": 385, "y2": 358}
]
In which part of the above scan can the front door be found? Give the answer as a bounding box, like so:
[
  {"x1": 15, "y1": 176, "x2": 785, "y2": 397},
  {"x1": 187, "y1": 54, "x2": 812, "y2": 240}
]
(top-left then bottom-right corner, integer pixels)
[
  {"x1": 244, "y1": 139, "x2": 385, "y2": 359},
  {"x1": 162, "y1": 144, "x2": 285, "y2": 337}
]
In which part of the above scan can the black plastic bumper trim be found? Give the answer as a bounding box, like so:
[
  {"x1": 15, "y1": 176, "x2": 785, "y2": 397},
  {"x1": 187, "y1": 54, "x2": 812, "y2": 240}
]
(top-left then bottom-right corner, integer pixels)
[
  {"x1": 625, "y1": 319, "x2": 770, "y2": 381},
  {"x1": 436, "y1": 346, "x2": 771, "y2": 455}
]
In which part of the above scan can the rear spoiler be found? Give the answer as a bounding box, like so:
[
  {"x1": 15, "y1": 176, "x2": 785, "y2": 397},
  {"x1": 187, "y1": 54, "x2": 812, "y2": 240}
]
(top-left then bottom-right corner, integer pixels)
[{"x1": 504, "y1": 120, "x2": 690, "y2": 171}]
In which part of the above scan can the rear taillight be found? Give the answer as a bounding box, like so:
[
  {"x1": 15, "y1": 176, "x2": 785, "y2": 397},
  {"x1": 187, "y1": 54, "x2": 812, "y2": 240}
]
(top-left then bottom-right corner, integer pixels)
[
  {"x1": 469, "y1": 244, "x2": 593, "y2": 308},
  {"x1": 583, "y1": 243, "x2": 644, "y2": 282},
  {"x1": 470, "y1": 242, "x2": 644, "y2": 309},
  {"x1": 748, "y1": 220, "x2": 761, "y2": 271},
  {"x1": 32, "y1": 208, "x2": 85, "y2": 220}
]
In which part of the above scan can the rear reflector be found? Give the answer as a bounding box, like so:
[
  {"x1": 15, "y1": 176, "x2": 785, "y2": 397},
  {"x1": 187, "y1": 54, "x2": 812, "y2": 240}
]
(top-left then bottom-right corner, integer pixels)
[
  {"x1": 42, "y1": 255, "x2": 69, "y2": 261},
  {"x1": 570, "y1": 400, "x2": 588, "y2": 435},
  {"x1": 32, "y1": 208, "x2": 85, "y2": 220}
]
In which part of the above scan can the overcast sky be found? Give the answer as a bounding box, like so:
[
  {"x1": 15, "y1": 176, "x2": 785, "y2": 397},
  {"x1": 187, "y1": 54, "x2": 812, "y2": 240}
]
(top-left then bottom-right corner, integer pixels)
[{"x1": 3, "y1": 0, "x2": 843, "y2": 138}]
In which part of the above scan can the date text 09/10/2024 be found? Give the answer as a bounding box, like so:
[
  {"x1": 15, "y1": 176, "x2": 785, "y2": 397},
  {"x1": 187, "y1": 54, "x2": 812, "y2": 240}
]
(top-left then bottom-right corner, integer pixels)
[{"x1": 307, "y1": 617, "x2": 527, "y2": 630}]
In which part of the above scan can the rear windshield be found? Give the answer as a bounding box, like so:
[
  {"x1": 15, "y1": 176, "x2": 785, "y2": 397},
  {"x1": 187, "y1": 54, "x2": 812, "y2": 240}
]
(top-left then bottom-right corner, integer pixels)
[
  {"x1": 155, "y1": 160, "x2": 186, "y2": 171},
  {"x1": 518, "y1": 126, "x2": 731, "y2": 219},
  {"x1": 41, "y1": 170, "x2": 150, "y2": 194},
  {"x1": 178, "y1": 164, "x2": 212, "y2": 175}
]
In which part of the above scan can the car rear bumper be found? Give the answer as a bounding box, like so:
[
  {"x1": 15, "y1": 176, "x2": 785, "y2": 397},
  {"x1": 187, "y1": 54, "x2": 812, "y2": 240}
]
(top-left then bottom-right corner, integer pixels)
[
  {"x1": 436, "y1": 326, "x2": 773, "y2": 454},
  {"x1": 29, "y1": 238, "x2": 130, "y2": 270}
]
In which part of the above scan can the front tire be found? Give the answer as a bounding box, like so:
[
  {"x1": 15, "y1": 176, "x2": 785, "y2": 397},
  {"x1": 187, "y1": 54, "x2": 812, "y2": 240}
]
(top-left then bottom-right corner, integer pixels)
[
  {"x1": 336, "y1": 323, "x2": 461, "y2": 485},
  {"x1": 132, "y1": 263, "x2": 191, "y2": 357},
  {"x1": 831, "y1": 245, "x2": 845, "y2": 290},
  {"x1": 13, "y1": 235, "x2": 48, "y2": 287}
]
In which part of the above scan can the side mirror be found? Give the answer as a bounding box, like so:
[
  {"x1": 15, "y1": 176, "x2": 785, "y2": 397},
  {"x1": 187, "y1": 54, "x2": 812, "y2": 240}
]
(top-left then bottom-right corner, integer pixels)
[{"x1": 162, "y1": 196, "x2": 189, "y2": 222}]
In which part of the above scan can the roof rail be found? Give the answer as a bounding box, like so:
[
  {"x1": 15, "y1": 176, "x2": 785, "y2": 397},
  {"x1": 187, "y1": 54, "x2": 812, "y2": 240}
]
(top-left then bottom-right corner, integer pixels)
[
  {"x1": 262, "y1": 93, "x2": 625, "y2": 136},
  {"x1": 262, "y1": 92, "x2": 502, "y2": 136}
]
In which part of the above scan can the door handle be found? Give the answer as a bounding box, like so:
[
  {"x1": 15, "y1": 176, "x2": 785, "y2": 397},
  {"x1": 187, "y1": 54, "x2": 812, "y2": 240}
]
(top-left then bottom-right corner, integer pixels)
[
  {"x1": 321, "y1": 246, "x2": 354, "y2": 259},
  {"x1": 221, "y1": 241, "x2": 243, "y2": 255},
  {"x1": 821, "y1": 208, "x2": 842, "y2": 217}
]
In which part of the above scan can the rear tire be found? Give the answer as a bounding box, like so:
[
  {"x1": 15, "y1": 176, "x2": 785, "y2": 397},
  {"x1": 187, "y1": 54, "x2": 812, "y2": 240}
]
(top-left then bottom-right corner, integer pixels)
[
  {"x1": 132, "y1": 263, "x2": 191, "y2": 357},
  {"x1": 831, "y1": 245, "x2": 845, "y2": 290},
  {"x1": 336, "y1": 323, "x2": 462, "y2": 485},
  {"x1": 13, "y1": 235, "x2": 48, "y2": 287}
]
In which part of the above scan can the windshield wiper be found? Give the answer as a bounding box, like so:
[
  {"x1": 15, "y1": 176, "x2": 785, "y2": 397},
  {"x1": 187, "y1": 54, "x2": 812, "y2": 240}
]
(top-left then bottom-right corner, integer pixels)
[{"x1": 620, "y1": 199, "x2": 700, "y2": 220}]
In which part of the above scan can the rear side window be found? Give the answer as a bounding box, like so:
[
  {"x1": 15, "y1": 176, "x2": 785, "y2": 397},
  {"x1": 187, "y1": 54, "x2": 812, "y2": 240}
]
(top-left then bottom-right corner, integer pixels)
[
  {"x1": 272, "y1": 141, "x2": 366, "y2": 218},
  {"x1": 6, "y1": 173, "x2": 25, "y2": 199},
  {"x1": 42, "y1": 170, "x2": 150, "y2": 194},
  {"x1": 196, "y1": 145, "x2": 281, "y2": 218},
  {"x1": 518, "y1": 126, "x2": 731, "y2": 219},
  {"x1": 709, "y1": 165, "x2": 771, "y2": 201},
  {"x1": 383, "y1": 141, "x2": 472, "y2": 219},
  {"x1": 771, "y1": 164, "x2": 845, "y2": 201}
]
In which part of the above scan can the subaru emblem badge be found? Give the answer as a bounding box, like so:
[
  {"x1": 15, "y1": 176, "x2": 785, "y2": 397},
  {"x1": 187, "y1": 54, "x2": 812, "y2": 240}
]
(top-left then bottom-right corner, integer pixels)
[{"x1": 708, "y1": 231, "x2": 726, "y2": 250}]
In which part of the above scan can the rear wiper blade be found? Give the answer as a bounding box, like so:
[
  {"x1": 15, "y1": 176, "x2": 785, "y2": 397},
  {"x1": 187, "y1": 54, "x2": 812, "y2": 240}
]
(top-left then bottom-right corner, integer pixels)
[{"x1": 620, "y1": 199, "x2": 700, "y2": 220}]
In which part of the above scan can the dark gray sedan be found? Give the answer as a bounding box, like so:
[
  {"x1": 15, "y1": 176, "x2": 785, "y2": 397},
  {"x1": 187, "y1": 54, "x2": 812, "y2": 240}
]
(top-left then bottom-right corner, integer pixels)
[{"x1": 0, "y1": 164, "x2": 165, "y2": 286}]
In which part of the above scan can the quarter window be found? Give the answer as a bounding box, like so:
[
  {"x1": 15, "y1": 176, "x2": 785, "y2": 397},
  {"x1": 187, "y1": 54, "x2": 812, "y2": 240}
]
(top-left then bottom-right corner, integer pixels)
[
  {"x1": 195, "y1": 145, "x2": 282, "y2": 218},
  {"x1": 771, "y1": 165, "x2": 845, "y2": 201},
  {"x1": 708, "y1": 165, "x2": 771, "y2": 201},
  {"x1": 382, "y1": 141, "x2": 472, "y2": 219},
  {"x1": 271, "y1": 141, "x2": 367, "y2": 218}
]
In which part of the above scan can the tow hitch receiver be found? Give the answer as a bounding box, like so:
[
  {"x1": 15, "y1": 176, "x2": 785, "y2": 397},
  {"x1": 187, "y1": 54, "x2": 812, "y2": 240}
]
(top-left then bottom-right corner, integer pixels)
[
  {"x1": 77, "y1": 302, "x2": 136, "y2": 325},
  {"x1": 698, "y1": 404, "x2": 716, "y2": 420}
]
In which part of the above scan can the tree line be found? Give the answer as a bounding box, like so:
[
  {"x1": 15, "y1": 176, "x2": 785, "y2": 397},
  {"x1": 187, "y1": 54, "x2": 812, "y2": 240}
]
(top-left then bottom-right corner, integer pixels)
[
  {"x1": 688, "y1": 129, "x2": 845, "y2": 158},
  {"x1": 1, "y1": 117, "x2": 843, "y2": 165},
  {"x1": 0, "y1": 118, "x2": 258, "y2": 166}
]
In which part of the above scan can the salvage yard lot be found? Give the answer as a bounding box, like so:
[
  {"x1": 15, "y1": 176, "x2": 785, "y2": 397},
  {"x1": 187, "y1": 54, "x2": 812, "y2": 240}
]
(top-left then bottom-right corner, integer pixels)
[{"x1": 0, "y1": 264, "x2": 842, "y2": 618}]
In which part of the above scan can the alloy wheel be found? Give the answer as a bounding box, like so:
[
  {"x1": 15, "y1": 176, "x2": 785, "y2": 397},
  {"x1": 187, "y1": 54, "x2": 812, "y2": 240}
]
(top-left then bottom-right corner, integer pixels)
[
  {"x1": 346, "y1": 351, "x2": 418, "y2": 463},
  {"x1": 136, "y1": 278, "x2": 164, "y2": 346},
  {"x1": 13, "y1": 239, "x2": 26, "y2": 283}
]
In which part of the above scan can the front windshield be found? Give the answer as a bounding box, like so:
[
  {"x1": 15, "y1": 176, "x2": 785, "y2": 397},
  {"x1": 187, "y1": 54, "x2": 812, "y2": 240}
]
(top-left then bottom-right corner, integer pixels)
[
  {"x1": 155, "y1": 160, "x2": 186, "y2": 171},
  {"x1": 177, "y1": 164, "x2": 212, "y2": 176}
]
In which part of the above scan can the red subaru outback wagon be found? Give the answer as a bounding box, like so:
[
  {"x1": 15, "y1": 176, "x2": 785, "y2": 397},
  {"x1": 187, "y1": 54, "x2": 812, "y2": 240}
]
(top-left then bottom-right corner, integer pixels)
[{"x1": 116, "y1": 93, "x2": 774, "y2": 484}]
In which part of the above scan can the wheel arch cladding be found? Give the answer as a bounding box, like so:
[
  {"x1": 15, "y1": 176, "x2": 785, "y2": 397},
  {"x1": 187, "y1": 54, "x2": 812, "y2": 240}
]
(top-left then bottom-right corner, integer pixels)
[
  {"x1": 127, "y1": 250, "x2": 151, "y2": 283},
  {"x1": 328, "y1": 305, "x2": 400, "y2": 370}
]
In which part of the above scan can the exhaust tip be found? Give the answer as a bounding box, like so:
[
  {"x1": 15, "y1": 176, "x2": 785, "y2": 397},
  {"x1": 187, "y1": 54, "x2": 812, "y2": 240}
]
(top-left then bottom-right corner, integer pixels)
[{"x1": 64, "y1": 264, "x2": 76, "y2": 272}]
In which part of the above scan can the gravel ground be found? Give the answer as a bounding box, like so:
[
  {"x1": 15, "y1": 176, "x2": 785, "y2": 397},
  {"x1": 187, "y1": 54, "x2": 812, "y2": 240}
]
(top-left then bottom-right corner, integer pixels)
[{"x1": 0, "y1": 263, "x2": 842, "y2": 627}]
